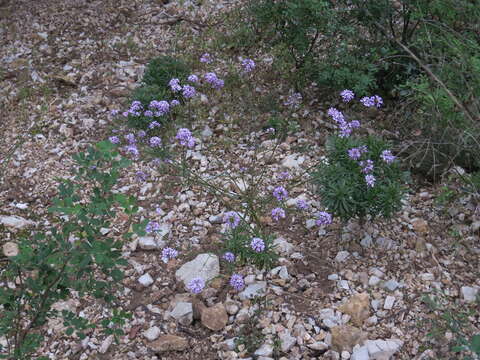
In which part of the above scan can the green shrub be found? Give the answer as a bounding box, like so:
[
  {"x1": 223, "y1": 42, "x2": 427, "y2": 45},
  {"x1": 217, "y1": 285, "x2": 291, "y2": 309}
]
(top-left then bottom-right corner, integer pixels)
[
  {"x1": 0, "y1": 141, "x2": 142, "y2": 359},
  {"x1": 312, "y1": 134, "x2": 407, "y2": 223},
  {"x1": 127, "y1": 85, "x2": 167, "y2": 129},
  {"x1": 142, "y1": 56, "x2": 190, "y2": 89}
]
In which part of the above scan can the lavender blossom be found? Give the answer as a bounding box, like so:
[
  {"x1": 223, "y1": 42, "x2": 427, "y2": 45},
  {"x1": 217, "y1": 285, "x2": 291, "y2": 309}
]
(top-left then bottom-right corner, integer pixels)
[
  {"x1": 110, "y1": 109, "x2": 119, "y2": 116},
  {"x1": 224, "y1": 211, "x2": 240, "y2": 229},
  {"x1": 170, "y1": 99, "x2": 180, "y2": 107},
  {"x1": 296, "y1": 199, "x2": 309, "y2": 210},
  {"x1": 148, "y1": 121, "x2": 161, "y2": 129},
  {"x1": 125, "y1": 145, "x2": 139, "y2": 158},
  {"x1": 348, "y1": 147, "x2": 363, "y2": 160},
  {"x1": 125, "y1": 133, "x2": 136, "y2": 144},
  {"x1": 241, "y1": 58, "x2": 255, "y2": 73},
  {"x1": 273, "y1": 186, "x2": 288, "y2": 201},
  {"x1": 250, "y1": 237, "x2": 265, "y2": 252},
  {"x1": 161, "y1": 247, "x2": 178, "y2": 263},
  {"x1": 271, "y1": 207, "x2": 286, "y2": 222},
  {"x1": 144, "y1": 110, "x2": 153, "y2": 117},
  {"x1": 109, "y1": 136, "x2": 120, "y2": 144},
  {"x1": 149, "y1": 136, "x2": 162, "y2": 148},
  {"x1": 149, "y1": 100, "x2": 170, "y2": 116},
  {"x1": 316, "y1": 211, "x2": 332, "y2": 226},
  {"x1": 277, "y1": 171, "x2": 290, "y2": 180},
  {"x1": 138, "y1": 130, "x2": 146, "y2": 138},
  {"x1": 350, "y1": 120, "x2": 360, "y2": 129},
  {"x1": 340, "y1": 89, "x2": 355, "y2": 102},
  {"x1": 169, "y1": 78, "x2": 182, "y2": 92},
  {"x1": 223, "y1": 252, "x2": 235, "y2": 263},
  {"x1": 359, "y1": 159, "x2": 374, "y2": 174},
  {"x1": 200, "y1": 53, "x2": 212, "y2": 63},
  {"x1": 229, "y1": 274, "x2": 245, "y2": 291},
  {"x1": 381, "y1": 150, "x2": 395, "y2": 164},
  {"x1": 127, "y1": 101, "x2": 143, "y2": 116},
  {"x1": 182, "y1": 85, "x2": 196, "y2": 98},
  {"x1": 187, "y1": 277, "x2": 205, "y2": 294},
  {"x1": 284, "y1": 92, "x2": 302, "y2": 108},
  {"x1": 145, "y1": 221, "x2": 160, "y2": 233},
  {"x1": 187, "y1": 74, "x2": 199, "y2": 83},
  {"x1": 176, "y1": 128, "x2": 195, "y2": 148},
  {"x1": 360, "y1": 95, "x2": 383, "y2": 108},
  {"x1": 365, "y1": 174, "x2": 376, "y2": 187},
  {"x1": 327, "y1": 107, "x2": 345, "y2": 124}
]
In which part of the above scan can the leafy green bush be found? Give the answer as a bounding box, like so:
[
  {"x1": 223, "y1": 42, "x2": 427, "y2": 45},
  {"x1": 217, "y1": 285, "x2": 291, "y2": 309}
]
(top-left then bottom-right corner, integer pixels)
[
  {"x1": 312, "y1": 134, "x2": 407, "y2": 223},
  {"x1": 142, "y1": 56, "x2": 190, "y2": 89},
  {"x1": 236, "y1": 0, "x2": 480, "y2": 177},
  {"x1": 421, "y1": 292, "x2": 480, "y2": 359},
  {"x1": 127, "y1": 84, "x2": 167, "y2": 129},
  {"x1": 125, "y1": 56, "x2": 190, "y2": 130},
  {"x1": 0, "y1": 141, "x2": 142, "y2": 359}
]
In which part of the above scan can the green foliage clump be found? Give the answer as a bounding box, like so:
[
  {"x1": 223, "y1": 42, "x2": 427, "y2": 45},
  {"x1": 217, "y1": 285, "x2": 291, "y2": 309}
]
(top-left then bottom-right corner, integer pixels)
[
  {"x1": 0, "y1": 141, "x2": 142, "y2": 359},
  {"x1": 142, "y1": 56, "x2": 190, "y2": 89},
  {"x1": 235, "y1": 0, "x2": 480, "y2": 177},
  {"x1": 312, "y1": 135, "x2": 407, "y2": 223},
  {"x1": 421, "y1": 292, "x2": 480, "y2": 359},
  {"x1": 127, "y1": 56, "x2": 190, "y2": 130}
]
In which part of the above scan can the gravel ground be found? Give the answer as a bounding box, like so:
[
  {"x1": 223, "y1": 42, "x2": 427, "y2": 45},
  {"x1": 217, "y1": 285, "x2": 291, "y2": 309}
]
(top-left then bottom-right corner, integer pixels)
[{"x1": 1, "y1": 1, "x2": 479, "y2": 360}]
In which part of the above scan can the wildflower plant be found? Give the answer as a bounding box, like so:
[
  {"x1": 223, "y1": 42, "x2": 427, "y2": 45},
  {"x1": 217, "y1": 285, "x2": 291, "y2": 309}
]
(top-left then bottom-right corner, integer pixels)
[
  {"x1": 0, "y1": 141, "x2": 142, "y2": 359},
  {"x1": 312, "y1": 92, "x2": 408, "y2": 224}
]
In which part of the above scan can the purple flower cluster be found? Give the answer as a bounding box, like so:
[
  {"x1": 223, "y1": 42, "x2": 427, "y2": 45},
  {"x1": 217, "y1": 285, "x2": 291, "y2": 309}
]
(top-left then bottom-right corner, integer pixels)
[
  {"x1": 296, "y1": 199, "x2": 309, "y2": 210},
  {"x1": 138, "y1": 130, "x2": 146, "y2": 138},
  {"x1": 381, "y1": 150, "x2": 395, "y2": 164},
  {"x1": 148, "y1": 121, "x2": 161, "y2": 130},
  {"x1": 316, "y1": 211, "x2": 332, "y2": 226},
  {"x1": 187, "y1": 277, "x2": 205, "y2": 294},
  {"x1": 340, "y1": 89, "x2": 355, "y2": 102},
  {"x1": 241, "y1": 58, "x2": 255, "y2": 73},
  {"x1": 161, "y1": 247, "x2": 178, "y2": 263},
  {"x1": 182, "y1": 85, "x2": 196, "y2": 98},
  {"x1": 284, "y1": 92, "x2": 302, "y2": 108},
  {"x1": 271, "y1": 207, "x2": 286, "y2": 222},
  {"x1": 149, "y1": 100, "x2": 170, "y2": 117},
  {"x1": 187, "y1": 74, "x2": 199, "y2": 83},
  {"x1": 169, "y1": 78, "x2": 182, "y2": 92},
  {"x1": 273, "y1": 186, "x2": 288, "y2": 201},
  {"x1": 149, "y1": 136, "x2": 162, "y2": 148},
  {"x1": 223, "y1": 252, "x2": 235, "y2": 263},
  {"x1": 200, "y1": 53, "x2": 212, "y2": 63},
  {"x1": 250, "y1": 237, "x2": 265, "y2": 252},
  {"x1": 365, "y1": 174, "x2": 376, "y2": 187},
  {"x1": 109, "y1": 136, "x2": 120, "y2": 144},
  {"x1": 145, "y1": 221, "x2": 160, "y2": 233},
  {"x1": 125, "y1": 133, "x2": 136, "y2": 144},
  {"x1": 204, "y1": 72, "x2": 224, "y2": 89},
  {"x1": 359, "y1": 159, "x2": 374, "y2": 174},
  {"x1": 328, "y1": 107, "x2": 361, "y2": 138},
  {"x1": 224, "y1": 211, "x2": 240, "y2": 229},
  {"x1": 124, "y1": 100, "x2": 143, "y2": 117},
  {"x1": 125, "y1": 144, "x2": 139, "y2": 158},
  {"x1": 171, "y1": 99, "x2": 180, "y2": 107},
  {"x1": 348, "y1": 146, "x2": 368, "y2": 161},
  {"x1": 175, "y1": 128, "x2": 195, "y2": 148},
  {"x1": 360, "y1": 95, "x2": 383, "y2": 108},
  {"x1": 229, "y1": 274, "x2": 245, "y2": 291}
]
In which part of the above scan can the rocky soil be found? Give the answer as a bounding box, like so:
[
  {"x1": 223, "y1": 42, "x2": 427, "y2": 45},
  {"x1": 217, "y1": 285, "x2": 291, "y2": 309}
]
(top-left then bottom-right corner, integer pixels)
[{"x1": 1, "y1": 1, "x2": 479, "y2": 360}]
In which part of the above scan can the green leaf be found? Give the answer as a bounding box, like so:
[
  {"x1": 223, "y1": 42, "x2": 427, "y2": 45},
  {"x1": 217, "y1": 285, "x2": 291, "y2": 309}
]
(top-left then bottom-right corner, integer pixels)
[{"x1": 470, "y1": 334, "x2": 480, "y2": 353}]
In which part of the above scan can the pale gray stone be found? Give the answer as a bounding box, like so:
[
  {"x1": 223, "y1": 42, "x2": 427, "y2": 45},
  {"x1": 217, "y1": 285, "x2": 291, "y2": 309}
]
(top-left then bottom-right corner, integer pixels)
[
  {"x1": 383, "y1": 296, "x2": 395, "y2": 310},
  {"x1": 238, "y1": 282, "x2": 267, "y2": 300},
  {"x1": 175, "y1": 253, "x2": 220, "y2": 287},
  {"x1": 143, "y1": 326, "x2": 161, "y2": 341},
  {"x1": 138, "y1": 273, "x2": 154, "y2": 287},
  {"x1": 461, "y1": 286, "x2": 479, "y2": 303}
]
